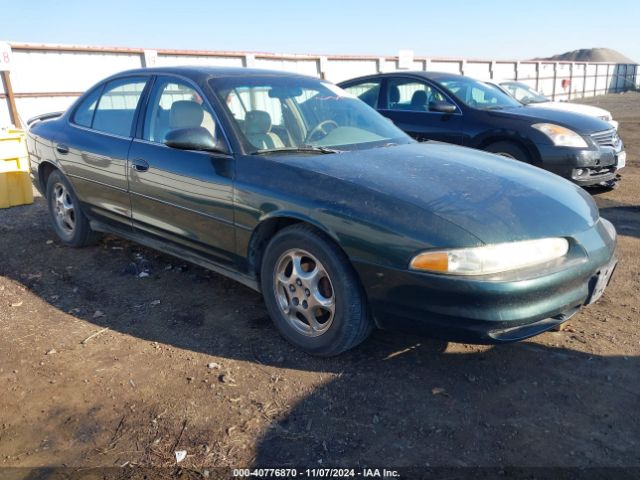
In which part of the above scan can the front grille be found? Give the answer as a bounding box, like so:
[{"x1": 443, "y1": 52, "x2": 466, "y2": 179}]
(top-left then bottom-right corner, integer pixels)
[{"x1": 591, "y1": 129, "x2": 618, "y2": 147}]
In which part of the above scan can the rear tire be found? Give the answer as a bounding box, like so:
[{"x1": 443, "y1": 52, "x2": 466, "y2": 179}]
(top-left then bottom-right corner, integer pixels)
[
  {"x1": 260, "y1": 224, "x2": 372, "y2": 356},
  {"x1": 46, "y1": 170, "x2": 101, "y2": 247},
  {"x1": 484, "y1": 141, "x2": 531, "y2": 163}
]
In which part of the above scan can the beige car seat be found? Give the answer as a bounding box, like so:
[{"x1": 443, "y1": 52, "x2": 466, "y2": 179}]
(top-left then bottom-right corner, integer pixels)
[{"x1": 245, "y1": 110, "x2": 284, "y2": 149}]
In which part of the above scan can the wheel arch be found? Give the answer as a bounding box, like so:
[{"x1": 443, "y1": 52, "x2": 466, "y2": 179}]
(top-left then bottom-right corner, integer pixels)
[
  {"x1": 38, "y1": 161, "x2": 60, "y2": 197},
  {"x1": 246, "y1": 212, "x2": 347, "y2": 285},
  {"x1": 476, "y1": 134, "x2": 541, "y2": 165}
]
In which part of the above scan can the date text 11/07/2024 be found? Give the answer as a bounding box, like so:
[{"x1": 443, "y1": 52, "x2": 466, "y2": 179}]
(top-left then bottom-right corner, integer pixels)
[{"x1": 232, "y1": 468, "x2": 400, "y2": 478}]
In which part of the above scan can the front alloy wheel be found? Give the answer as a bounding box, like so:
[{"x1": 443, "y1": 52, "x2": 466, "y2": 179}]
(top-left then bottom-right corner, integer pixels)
[
  {"x1": 261, "y1": 224, "x2": 372, "y2": 356},
  {"x1": 274, "y1": 249, "x2": 335, "y2": 337}
]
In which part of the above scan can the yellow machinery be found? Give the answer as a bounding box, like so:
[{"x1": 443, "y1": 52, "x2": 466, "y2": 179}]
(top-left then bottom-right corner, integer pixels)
[{"x1": 0, "y1": 128, "x2": 33, "y2": 208}]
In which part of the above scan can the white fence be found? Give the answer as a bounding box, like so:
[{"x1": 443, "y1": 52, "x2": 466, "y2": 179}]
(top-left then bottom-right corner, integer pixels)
[{"x1": 1, "y1": 42, "x2": 638, "y2": 128}]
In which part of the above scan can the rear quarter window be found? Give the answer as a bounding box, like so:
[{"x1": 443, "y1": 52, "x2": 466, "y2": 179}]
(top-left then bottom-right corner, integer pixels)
[{"x1": 72, "y1": 86, "x2": 103, "y2": 127}]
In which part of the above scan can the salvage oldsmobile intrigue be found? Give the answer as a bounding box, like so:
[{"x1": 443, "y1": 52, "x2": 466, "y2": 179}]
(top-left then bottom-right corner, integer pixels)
[{"x1": 26, "y1": 67, "x2": 617, "y2": 356}]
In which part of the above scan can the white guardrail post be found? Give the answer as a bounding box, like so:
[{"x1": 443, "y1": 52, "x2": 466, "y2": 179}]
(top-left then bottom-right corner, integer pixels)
[
  {"x1": 568, "y1": 62, "x2": 573, "y2": 100},
  {"x1": 552, "y1": 62, "x2": 558, "y2": 100},
  {"x1": 318, "y1": 56, "x2": 328, "y2": 80}
]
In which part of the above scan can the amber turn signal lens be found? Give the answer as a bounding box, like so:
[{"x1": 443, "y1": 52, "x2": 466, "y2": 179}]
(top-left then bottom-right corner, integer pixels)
[{"x1": 409, "y1": 252, "x2": 449, "y2": 272}]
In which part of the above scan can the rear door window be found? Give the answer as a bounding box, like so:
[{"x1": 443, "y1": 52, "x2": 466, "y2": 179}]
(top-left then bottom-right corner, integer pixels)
[{"x1": 91, "y1": 77, "x2": 147, "y2": 137}]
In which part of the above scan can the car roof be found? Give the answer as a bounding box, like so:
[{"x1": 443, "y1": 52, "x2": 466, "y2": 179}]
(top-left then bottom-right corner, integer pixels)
[
  {"x1": 105, "y1": 65, "x2": 316, "y2": 82},
  {"x1": 340, "y1": 71, "x2": 467, "y2": 83}
]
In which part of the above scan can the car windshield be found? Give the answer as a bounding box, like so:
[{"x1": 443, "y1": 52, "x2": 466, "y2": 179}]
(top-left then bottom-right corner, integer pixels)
[
  {"x1": 500, "y1": 81, "x2": 550, "y2": 104},
  {"x1": 438, "y1": 76, "x2": 522, "y2": 110},
  {"x1": 208, "y1": 76, "x2": 412, "y2": 153}
]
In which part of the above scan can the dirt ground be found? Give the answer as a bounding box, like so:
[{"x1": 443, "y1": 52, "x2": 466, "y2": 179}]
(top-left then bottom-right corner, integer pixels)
[{"x1": 1, "y1": 93, "x2": 639, "y2": 476}]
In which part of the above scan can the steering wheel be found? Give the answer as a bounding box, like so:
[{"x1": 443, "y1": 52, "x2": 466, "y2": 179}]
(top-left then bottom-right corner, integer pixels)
[{"x1": 304, "y1": 120, "x2": 338, "y2": 143}]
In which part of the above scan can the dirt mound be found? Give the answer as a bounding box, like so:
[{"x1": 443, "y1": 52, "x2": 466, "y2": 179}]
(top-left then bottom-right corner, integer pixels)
[{"x1": 535, "y1": 48, "x2": 636, "y2": 63}]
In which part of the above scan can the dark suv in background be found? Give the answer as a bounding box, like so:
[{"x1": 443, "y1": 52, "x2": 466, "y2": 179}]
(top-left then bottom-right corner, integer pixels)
[{"x1": 339, "y1": 72, "x2": 625, "y2": 187}]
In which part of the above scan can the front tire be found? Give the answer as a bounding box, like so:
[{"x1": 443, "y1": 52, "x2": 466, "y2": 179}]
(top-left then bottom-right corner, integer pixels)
[
  {"x1": 46, "y1": 170, "x2": 100, "y2": 247},
  {"x1": 260, "y1": 224, "x2": 372, "y2": 356},
  {"x1": 484, "y1": 141, "x2": 530, "y2": 163}
]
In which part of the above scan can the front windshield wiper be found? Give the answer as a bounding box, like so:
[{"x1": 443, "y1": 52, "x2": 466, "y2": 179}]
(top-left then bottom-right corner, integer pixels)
[
  {"x1": 482, "y1": 105, "x2": 506, "y2": 110},
  {"x1": 250, "y1": 145, "x2": 342, "y2": 155}
]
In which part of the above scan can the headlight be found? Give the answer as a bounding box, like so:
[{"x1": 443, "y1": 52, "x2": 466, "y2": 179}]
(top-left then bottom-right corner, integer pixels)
[
  {"x1": 532, "y1": 123, "x2": 588, "y2": 148},
  {"x1": 409, "y1": 238, "x2": 569, "y2": 275}
]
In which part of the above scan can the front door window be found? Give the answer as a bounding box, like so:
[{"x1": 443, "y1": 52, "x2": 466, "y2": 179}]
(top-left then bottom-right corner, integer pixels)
[
  {"x1": 386, "y1": 78, "x2": 449, "y2": 111},
  {"x1": 143, "y1": 79, "x2": 219, "y2": 145}
]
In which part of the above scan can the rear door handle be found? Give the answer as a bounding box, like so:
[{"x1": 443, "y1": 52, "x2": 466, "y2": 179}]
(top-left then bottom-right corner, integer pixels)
[
  {"x1": 130, "y1": 158, "x2": 149, "y2": 172},
  {"x1": 56, "y1": 144, "x2": 69, "y2": 155}
]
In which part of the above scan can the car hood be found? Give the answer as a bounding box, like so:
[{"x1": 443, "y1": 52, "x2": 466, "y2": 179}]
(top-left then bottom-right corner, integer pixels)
[
  {"x1": 528, "y1": 101, "x2": 612, "y2": 120},
  {"x1": 273, "y1": 142, "x2": 599, "y2": 244},
  {"x1": 488, "y1": 105, "x2": 613, "y2": 134}
]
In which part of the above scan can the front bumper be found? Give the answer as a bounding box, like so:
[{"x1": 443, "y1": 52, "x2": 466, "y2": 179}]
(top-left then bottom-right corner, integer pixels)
[
  {"x1": 536, "y1": 142, "x2": 625, "y2": 187},
  {"x1": 354, "y1": 219, "x2": 616, "y2": 344}
]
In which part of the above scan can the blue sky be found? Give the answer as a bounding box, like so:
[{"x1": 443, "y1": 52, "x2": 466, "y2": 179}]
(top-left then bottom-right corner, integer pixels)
[{"x1": 3, "y1": 0, "x2": 639, "y2": 61}]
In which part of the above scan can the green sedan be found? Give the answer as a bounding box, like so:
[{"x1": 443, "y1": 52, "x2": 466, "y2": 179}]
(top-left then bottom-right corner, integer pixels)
[{"x1": 26, "y1": 67, "x2": 617, "y2": 356}]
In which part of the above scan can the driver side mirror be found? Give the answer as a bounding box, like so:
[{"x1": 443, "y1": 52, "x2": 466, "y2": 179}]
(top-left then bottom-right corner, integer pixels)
[
  {"x1": 164, "y1": 128, "x2": 226, "y2": 153},
  {"x1": 429, "y1": 101, "x2": 457, "y2": 114}
]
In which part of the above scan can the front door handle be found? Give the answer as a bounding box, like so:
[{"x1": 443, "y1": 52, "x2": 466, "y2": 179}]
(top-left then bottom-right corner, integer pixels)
[
  {"x1": 130, "y1": 158, "x2": 149, "y2": 172},
  {"x1": 56, "y1": 144, "x2": 69, "y2": 155}
]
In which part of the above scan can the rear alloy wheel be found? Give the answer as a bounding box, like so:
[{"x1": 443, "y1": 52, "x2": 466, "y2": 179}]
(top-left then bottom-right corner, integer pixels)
[
  {"x1": 51, "y1": 181, "x2": 76, "y2": 237},
  {"x1": 261, "y1": 224, "x2": 372, "y2": 356},
  {"x1": 484, "y1": 141, "x2": 530, "y2": 163},
  {"x1": 46, "y1": 170, "x2": 100, "y2": 247}
]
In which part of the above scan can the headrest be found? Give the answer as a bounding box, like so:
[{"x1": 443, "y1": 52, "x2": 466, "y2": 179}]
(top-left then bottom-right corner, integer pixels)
[
  {"x1": 245, "y1": 110, "x2": 272, "y2": 135},
  {"x1": 169, "y1": 101, "x2": 204, "y2": 129},
  {"x1": 389, "y1": 85, "x2": 400, "y2": 103},
  {"x1": 410, "y1": 90, "x2": 428, "y2": 106}
]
